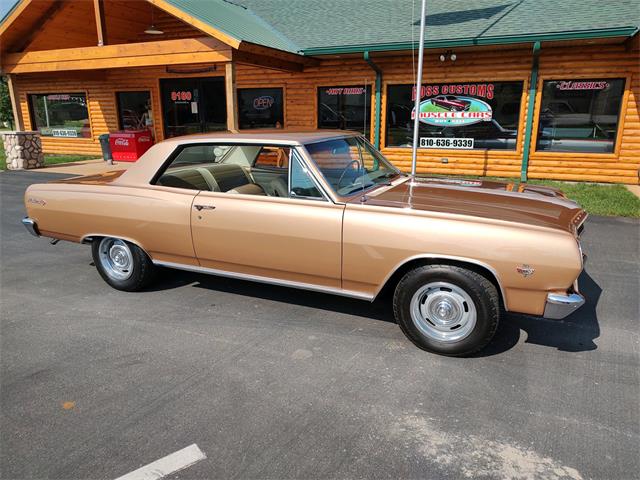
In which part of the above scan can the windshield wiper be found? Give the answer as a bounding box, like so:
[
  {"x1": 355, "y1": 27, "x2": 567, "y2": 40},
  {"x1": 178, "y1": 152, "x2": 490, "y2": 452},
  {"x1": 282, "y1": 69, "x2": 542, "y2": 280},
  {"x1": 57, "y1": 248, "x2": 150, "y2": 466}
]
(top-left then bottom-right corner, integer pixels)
[{"x1": 343, "y1": 184, "x2": 375, "y2": 195}]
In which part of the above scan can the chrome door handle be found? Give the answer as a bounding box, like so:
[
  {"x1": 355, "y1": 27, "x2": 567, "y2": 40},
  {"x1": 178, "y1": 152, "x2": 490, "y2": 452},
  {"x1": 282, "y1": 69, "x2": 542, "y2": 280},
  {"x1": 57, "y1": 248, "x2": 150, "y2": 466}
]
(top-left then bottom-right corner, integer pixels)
[{"x1": 194, "y1": 204, "x2": 216, "y2": 211}]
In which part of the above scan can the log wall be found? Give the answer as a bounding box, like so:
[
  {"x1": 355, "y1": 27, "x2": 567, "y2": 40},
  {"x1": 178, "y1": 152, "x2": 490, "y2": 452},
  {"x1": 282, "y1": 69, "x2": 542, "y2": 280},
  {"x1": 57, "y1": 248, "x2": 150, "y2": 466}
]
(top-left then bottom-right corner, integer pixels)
[{"x1": 10, "y1": 41, "x2": 640, "y2": 184}]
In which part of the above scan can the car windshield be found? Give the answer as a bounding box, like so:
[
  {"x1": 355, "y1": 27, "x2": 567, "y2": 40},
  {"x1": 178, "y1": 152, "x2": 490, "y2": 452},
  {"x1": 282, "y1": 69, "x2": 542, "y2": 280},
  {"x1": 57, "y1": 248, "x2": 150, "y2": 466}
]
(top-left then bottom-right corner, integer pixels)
[{"x1": 304, "y1": 136, "x2": 402, "y2": 196}]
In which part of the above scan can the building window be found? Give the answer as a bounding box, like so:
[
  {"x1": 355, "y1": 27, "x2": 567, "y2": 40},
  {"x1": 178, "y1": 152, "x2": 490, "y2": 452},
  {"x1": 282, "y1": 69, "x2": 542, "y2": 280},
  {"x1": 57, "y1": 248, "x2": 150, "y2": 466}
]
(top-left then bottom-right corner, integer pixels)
[
  {"x1": 28, "y1": 93, "x2": 90, "y2": 138},
  {"x1": 317, "y1": 85, "x2": 371, "y2": 136},
  {"x1": 536, "y1": 78, "x2": 625, "y2": 153},
  {"x1": 117, "y1": 91, "x2": 153, "y2": 132},
  {"x1": 238, "y1": 88, "x2": 284, "y2": 129},
  {"x1": 386, "y1": 82, "x2": 523, "y2": 150}
]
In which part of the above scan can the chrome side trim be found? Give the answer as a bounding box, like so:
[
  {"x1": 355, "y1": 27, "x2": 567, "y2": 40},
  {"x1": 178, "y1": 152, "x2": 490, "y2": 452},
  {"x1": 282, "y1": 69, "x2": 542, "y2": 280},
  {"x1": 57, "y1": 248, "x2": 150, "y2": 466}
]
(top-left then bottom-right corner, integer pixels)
[
  {"x1": 153, "y1": 260, "x2": 375, "y2": 301},
  {"x1": 544, "y1": 292, "x2": 586, "y2": 319},
  {"x1": 22, "y1": 217, "x2": 40, "y2": 237},
  {"x1": 373, "y1": 253, "x2": 508, "y2": 309}
]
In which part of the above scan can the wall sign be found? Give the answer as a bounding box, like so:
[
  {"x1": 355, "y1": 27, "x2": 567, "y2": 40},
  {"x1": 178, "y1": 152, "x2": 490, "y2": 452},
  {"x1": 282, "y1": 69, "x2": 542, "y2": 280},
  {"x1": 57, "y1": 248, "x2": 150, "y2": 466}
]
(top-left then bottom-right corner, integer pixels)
[
  {"x1": 413, "y1": 96, "x2": 493, "y2": 127},
  {"x1": 412, "y1": 83, "x2": 495, "y2": 127},
  {"x1": 253, "y1": 95, "x2": 275, "y2": 110},
  {"x1": 386, "y1": 81, "x2": 523, "y2": 150},
  {"x1": 556, "y1": 80, "x2": 609, "y2": 91},
  {"x1": 237, "y1": 87, "x2": 284, "y2": 129},
  {"x1": 324, "y1": 87, "x2": 366, "y2": 96}
]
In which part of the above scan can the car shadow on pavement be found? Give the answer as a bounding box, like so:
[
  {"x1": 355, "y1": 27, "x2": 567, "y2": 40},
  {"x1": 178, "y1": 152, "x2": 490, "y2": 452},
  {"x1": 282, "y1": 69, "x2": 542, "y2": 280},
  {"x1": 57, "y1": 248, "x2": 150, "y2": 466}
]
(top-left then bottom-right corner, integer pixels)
[
  {"x1": 478, "y1": 270, "x2": 602, "y2": 356},
  {"x1": 149, "y1": 267, "x2": 397, "y2": 323},
  {"x1": 147, "y1": 268, "x2": 602, "y2": 354}
]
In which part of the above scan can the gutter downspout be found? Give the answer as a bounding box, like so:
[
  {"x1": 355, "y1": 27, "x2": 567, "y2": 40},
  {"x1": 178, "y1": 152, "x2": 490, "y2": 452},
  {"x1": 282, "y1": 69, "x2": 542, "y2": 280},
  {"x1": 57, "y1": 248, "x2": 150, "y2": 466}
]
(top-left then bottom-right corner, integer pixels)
[
  {"x1": 520, "y1": 41, "x2": 541, "y2": 182},
  {"x1": 364, "y1": 51, "x2": 382, "y2": 149}
]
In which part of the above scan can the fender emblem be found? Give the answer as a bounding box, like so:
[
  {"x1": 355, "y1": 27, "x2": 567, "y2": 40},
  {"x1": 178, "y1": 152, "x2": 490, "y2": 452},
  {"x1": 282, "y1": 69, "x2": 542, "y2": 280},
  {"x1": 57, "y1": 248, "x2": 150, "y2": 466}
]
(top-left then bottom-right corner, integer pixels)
[
  {"x1": 516, "y1": 264, "x2": 535, "y2": 277},
  {"x1": 28, "y1": 197, "x2": 46, "y2": 206}
]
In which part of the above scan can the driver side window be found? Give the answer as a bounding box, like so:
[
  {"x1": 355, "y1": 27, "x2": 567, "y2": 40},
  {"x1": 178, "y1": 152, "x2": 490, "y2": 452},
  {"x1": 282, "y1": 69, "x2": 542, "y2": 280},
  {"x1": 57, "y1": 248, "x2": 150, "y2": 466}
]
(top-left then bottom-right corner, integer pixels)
[{"x1": 290, "y1": 152, "x2": 323, "y2": 200}]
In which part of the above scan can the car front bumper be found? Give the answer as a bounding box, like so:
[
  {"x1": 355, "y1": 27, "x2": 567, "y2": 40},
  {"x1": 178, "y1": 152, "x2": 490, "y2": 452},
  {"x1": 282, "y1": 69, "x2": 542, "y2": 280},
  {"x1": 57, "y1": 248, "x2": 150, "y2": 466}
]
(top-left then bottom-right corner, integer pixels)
[
  {"x1": 544, "y1": 291, "x2": 585, "y2": 319},
  {"x1": 22, "y1": 217, "x2": 40, "y2": 237}
]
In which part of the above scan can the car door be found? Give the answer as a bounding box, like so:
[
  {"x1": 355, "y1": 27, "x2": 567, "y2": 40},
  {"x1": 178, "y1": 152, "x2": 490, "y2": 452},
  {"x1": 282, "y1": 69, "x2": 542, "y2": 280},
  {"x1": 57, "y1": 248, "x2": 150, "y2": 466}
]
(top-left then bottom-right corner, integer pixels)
[{"x1": 190, "y1": 146, "x2": 344, "y2": 289}]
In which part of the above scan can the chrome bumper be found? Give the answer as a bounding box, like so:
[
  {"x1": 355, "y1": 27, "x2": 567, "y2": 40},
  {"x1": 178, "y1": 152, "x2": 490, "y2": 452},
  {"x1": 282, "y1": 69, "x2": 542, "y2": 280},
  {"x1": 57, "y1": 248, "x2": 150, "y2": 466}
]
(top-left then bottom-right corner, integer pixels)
[
  {"x1": 22, "y1": 217, "x2": 40, "y2": 237},
  {"x1": 544, "y1": 292, "x2": 585, "y2": 319}
]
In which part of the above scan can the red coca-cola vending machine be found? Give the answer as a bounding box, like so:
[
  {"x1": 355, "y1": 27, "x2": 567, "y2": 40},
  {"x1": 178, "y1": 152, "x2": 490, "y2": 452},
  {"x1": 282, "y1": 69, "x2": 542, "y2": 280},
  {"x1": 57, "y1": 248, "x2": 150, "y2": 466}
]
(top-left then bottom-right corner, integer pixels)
[{"x1": 108, "y1": 130, "x2": 154, "y2": 162}]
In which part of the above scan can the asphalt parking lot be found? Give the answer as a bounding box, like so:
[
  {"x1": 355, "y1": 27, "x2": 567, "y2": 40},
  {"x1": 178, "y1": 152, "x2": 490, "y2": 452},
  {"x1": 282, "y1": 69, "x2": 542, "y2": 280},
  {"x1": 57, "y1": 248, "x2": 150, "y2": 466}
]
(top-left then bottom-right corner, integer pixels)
[{"x1": 1, "y1": 170, "x2": 639, "y2": 480}]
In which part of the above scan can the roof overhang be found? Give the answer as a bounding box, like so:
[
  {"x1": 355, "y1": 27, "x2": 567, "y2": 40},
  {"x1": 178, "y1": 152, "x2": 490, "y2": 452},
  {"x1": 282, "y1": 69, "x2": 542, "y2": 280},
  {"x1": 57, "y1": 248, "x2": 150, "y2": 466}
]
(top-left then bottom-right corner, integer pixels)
[
  {"x1": 1, "y1": 37, "x2": 232, "y2": 74},
  {"x1": 300, "y1": 26, "x2": 640, "y2": 56}
]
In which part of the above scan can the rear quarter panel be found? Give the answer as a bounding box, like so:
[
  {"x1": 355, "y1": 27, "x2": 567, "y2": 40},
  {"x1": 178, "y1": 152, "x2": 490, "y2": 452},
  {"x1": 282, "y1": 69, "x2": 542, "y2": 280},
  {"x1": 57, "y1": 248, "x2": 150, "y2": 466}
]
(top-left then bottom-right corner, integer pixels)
[
  {"x1": 342, "y1": 204, "x2": 582, "y2": 315},
  {"x1": 24, "y1": 183, "x2": 198, "y2": 265}
]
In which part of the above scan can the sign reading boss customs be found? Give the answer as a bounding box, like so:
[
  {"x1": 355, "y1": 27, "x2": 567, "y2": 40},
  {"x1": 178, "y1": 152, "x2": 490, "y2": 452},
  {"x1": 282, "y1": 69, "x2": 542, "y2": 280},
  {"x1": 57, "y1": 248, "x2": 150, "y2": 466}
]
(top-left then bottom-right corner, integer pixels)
[{"x1": 387, "y1": 81, "x2": 523, "y2": 150}]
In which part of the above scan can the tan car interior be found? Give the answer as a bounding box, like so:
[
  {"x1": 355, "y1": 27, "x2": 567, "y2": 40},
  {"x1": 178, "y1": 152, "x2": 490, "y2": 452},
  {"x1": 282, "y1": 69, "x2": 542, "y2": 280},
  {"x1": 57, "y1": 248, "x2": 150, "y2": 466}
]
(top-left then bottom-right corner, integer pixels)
[{"x1": 156, "y1": 146, "x2": 290, "y2": 197}]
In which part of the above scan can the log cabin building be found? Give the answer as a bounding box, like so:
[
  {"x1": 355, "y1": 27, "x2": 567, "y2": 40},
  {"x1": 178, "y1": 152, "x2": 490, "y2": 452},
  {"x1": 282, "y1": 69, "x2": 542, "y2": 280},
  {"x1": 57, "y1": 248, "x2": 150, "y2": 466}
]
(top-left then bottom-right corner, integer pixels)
[{"x1": 1, "y1": 0, "x2": 639, "y2": 183}]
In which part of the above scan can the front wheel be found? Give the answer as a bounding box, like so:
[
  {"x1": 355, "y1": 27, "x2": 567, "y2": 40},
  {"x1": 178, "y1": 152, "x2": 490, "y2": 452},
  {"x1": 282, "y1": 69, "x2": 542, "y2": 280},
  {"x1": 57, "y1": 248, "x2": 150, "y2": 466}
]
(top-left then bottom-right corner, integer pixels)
[
  {"x1": 92, "y1": 237, "x2": 155, "y2": 291},
  {"x1": 393, "y1": 265, "x2": 500, "y2": 356}
]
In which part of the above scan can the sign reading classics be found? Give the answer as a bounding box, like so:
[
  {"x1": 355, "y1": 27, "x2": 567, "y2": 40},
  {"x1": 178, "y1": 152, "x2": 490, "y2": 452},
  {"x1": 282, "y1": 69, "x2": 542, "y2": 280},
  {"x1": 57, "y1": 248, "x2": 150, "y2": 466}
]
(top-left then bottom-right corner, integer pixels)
[{"x1": 556, "y1": 80, "x2": 609, "y2": 90}]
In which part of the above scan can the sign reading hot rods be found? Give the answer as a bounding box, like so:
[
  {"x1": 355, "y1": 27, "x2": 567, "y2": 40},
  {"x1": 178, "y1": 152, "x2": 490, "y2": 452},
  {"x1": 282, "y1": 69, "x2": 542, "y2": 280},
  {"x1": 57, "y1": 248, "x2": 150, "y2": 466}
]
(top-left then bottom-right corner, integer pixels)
[{"x1": 411, "y1": 83, "x2": 495, "y2": 128}]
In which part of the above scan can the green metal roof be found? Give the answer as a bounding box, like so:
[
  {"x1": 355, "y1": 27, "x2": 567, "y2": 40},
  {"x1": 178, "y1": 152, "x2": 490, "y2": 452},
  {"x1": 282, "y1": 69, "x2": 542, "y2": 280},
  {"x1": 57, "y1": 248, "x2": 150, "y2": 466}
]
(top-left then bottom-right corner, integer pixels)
[
  {"x1": 235, "y1": 0, "x2": 639, "y2": 54},
  {"x1": 163, "y1": 0, "x2": 300, "y2": 53}
]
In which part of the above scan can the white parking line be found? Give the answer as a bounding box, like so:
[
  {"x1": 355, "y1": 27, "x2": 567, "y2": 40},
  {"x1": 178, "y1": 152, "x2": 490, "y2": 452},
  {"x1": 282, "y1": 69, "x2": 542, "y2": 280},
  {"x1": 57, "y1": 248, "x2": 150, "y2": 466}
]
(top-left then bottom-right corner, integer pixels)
[{"x1": 114, "y1": 444, "x2": 206, "y2": 480}]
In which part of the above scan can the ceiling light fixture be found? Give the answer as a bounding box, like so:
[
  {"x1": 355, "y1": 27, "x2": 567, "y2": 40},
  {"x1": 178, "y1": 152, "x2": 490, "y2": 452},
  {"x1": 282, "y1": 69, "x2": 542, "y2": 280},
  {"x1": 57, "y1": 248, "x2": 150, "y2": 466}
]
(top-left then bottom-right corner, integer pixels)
[{"x1": 144, "y1": 6, "x2": 164, "y2": 35}]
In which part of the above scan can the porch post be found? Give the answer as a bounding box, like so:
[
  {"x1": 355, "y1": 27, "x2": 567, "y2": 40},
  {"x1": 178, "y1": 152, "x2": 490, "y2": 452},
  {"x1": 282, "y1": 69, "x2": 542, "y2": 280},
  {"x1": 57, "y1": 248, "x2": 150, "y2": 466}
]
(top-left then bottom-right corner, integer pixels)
[
  {"x1": 93, "y1": 0, "x2": 107, "y2": 46},
  {"x1": 6, "y1": 74, "x2": 24, "y2": 131},
  {"x1": 520, "y1": 41, "x2": 541, "y2": 182},
  {"x1": 225, "y1": 62, "x2": 238, "y2": 132}
]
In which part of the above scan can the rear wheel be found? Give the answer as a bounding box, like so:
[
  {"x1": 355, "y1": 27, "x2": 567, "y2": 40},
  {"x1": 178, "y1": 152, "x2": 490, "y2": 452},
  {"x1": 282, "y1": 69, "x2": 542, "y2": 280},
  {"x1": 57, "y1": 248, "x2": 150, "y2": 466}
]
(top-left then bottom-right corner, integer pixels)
[
  {"x1": 393, "y1": 264, "x2": 499, "y2": 356},
  {"x1": 92, "y1": 237, "x2": 154, "y2": 291}
]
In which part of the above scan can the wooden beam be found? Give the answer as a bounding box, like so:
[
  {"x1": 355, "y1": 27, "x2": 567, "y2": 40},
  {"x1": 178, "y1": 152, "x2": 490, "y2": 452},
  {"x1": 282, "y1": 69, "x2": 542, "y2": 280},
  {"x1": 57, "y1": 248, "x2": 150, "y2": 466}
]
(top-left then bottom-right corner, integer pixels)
[
  {"x1": 93, "y1": 0, "x2": 107, "y2": 46},
  {"x1": 6, "y1": 74, "x2": 24, "y2": 131},
  {"x1": 233, "y1": 49, "x2": 304, "y2": 72},
  {"x1": 225, "y1": 62, "x2": 238, "y2": 132},
  {"x1": 3, "y1": 37, "x2": 232, "y2": 73},
  {"x1": 239, "y1": 42, "x2": 318, "y2": 67},
  {"x1": 147, "y1": 0, "x2": 242, "y2": 49}
]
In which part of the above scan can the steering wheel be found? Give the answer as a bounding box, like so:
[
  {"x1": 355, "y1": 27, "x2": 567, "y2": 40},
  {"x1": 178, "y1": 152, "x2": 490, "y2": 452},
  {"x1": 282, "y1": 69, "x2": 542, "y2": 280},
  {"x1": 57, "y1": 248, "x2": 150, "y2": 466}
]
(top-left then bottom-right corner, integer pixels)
[{"x1": 336, "y1": 159, "x2": 363, "y2": 191}]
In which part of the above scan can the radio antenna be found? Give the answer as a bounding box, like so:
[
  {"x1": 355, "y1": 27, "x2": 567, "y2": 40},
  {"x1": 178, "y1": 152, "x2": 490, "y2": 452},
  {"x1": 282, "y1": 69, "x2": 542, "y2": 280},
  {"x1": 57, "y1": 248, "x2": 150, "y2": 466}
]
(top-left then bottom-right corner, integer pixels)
[
  {"x1": 361, "y1": 80, "x2": 367, "y2": 202},
  {"x1": 411, "y1": 0, "x2": 427, "y2": 177}
]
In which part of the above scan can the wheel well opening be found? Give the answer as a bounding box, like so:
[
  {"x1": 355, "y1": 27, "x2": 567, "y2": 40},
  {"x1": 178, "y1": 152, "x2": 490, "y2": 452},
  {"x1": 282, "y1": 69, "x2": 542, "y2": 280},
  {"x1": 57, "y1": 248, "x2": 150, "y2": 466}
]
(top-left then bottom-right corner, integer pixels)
[{"x1": 377, "y1": 258, "x2": 504, "y2": 307}]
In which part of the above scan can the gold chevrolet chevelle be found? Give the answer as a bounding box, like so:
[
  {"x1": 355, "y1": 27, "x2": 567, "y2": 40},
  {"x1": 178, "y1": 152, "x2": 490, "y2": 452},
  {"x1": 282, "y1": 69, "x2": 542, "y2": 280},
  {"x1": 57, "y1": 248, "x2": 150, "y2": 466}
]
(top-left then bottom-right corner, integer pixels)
[{"x1": 23, "y1": 131, "x2": 587, "y2": 356}]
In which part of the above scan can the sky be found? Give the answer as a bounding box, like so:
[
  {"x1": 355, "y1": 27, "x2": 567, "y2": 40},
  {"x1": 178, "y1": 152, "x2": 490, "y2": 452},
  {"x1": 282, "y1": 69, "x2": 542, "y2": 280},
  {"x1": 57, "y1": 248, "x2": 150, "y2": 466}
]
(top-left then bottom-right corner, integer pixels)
[{"x1": 0, "y1": 0, "x2": 18, "y2": 22}]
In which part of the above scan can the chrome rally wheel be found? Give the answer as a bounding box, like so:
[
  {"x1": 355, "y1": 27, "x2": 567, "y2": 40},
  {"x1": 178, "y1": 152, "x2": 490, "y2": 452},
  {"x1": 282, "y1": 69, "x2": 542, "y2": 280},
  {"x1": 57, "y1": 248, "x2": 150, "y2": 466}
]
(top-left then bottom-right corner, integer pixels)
[
  {"x1": 393, "y1": 265, "x2": 500, "y2": 356},
  {"x1": 409, "y1": 282, "x2": 477, "y2": 343},
  {"x1": 92, "y1": 237, "x2": 154, "y2": 291},
  {"x1": 98, "y1": 237, "x2": 134, "y2": 281}
]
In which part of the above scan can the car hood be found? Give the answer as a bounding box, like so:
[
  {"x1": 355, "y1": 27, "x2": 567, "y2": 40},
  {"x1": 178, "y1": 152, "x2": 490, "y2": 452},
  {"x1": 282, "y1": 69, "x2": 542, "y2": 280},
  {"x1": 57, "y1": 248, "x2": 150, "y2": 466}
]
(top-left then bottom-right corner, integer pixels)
[{"x1": 357, "y1": 176, "x2": 586, "y2": 234}]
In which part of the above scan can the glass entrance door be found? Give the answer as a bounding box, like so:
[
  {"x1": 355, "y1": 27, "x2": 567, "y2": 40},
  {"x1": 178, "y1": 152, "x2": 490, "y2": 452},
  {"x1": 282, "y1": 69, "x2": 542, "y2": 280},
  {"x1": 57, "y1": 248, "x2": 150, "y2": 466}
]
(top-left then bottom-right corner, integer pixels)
[{"x1": 161, "y1": 77, "x2": 227, "y2": 138}]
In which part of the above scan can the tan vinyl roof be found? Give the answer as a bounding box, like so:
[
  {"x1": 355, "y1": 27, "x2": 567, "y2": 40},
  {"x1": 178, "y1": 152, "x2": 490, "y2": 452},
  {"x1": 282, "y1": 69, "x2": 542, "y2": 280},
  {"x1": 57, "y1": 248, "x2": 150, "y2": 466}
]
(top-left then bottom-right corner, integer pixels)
[{"x1": 156, "y1": 130, "x2": 360, "y2": 146}]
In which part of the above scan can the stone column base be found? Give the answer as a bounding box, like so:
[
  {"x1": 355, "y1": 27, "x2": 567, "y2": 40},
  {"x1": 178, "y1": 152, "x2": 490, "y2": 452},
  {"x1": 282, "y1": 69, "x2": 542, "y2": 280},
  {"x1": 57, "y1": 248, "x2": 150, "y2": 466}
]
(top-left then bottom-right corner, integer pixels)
[{"x1": 1, "y1": 131, "x2": 45, "y2": 170}]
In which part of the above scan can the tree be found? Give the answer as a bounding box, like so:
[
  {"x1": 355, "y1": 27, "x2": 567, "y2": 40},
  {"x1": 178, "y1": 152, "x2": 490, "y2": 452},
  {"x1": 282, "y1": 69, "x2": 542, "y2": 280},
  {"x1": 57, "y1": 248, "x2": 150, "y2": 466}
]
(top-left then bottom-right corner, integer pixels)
[{"x1": 0, "y1": 76, "x2": 14, "y2": 130}]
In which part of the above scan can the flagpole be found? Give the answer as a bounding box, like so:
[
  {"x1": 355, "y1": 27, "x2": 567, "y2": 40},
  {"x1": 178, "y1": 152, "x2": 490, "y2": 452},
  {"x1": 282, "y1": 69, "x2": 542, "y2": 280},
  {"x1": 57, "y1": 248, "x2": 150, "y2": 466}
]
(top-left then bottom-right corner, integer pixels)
[{"x1": 411, "y1": 0, "x2": 427, "y2": 177}]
